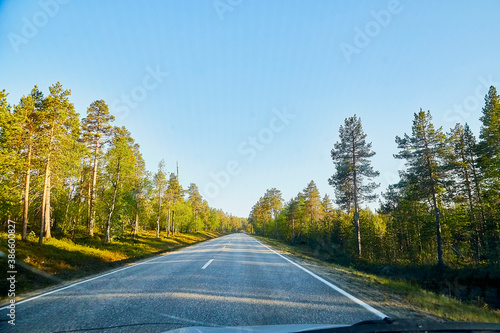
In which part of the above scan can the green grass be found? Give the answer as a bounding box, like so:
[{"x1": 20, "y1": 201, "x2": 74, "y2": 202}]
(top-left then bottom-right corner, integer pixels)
[
  {"x1": 0, "y1": 230, "x2": 223, "y2": 302},
  {"x1": 255, "y1": 235, "x2": 500, "y2": 323}
]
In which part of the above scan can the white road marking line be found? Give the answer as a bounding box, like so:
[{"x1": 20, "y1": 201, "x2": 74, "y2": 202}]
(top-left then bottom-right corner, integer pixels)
[
  {"x1": 0, "y1": 236, "x2": 222, "y2": 311},
  {"x1": 202, "y1": 259, "x2": 214, "y2": 269},
  {"x1": 252, "y1": 237, "x2": 387, "y2": 319}
]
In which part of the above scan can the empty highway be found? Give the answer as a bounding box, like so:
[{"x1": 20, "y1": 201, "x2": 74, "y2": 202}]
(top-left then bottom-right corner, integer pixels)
[{"x1": 1, "y1": 233, "x2": 386, "y2": 332}]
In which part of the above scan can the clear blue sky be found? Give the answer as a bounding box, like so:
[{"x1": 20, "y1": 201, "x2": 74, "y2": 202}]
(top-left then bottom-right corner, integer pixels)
[{"x1": 1, "y1": 0, "x2": 499, "y2": 217}]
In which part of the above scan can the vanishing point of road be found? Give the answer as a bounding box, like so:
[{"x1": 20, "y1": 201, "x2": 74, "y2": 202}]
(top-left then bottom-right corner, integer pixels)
[{"x1": 1, "y1": 233, "x2": 386, "y2": 332}]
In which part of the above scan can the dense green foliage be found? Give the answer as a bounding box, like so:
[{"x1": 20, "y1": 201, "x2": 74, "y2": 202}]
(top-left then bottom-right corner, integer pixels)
[
  {"x1": 0, "y1": 83, "x2": 247, "y2": 243},
  {"x1": 250, "y1": 89, "x2": 500, "y2": 269}
]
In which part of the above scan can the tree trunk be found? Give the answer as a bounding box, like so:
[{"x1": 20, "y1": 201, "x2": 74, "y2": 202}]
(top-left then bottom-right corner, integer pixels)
[
  {"x1": 71, "y1": 218, "x2": 77, "y2": 240},
  {"x1": 87, "y1": 170, "x2": 91, "y2": 233},
  {"x1": 133, "y1": 208, "x2": 139, "y2": 240},
  {"x1": 156, "y1": 188, "x2": 162, "y2": 239},
  {"x1": 421, "y1": 129, "x2": 444, "y2": 269},
  {"x1": 352, "y1": 140, "x2": 361, "y2": 258},
  {"x1": 432, "y1": 190, "x2": 444, "y2": 269},
  {"x1": 194, "y1": 212, "x2": 198, "y2": 232},
  {"x1": 166, "y1": 208, "x2": 170, "y2": 237},
  {"x1": 63, "y1": 178, "x2": 77, "y2": 234},
  {"x1": 39, "y1": 134, "x2": 53, "y2": 245},
  {"x1": 172, "y1": 210, "x2": 175, "y2": 236},
  {"x1": 39, "y1": 167, "x2": 47, "y2": 245},
  {"x1": 470, "y1": 153, "x2": 486, "y2": 260},
  {"x1": 104, "y1": 158, "x2": 120, "y2": 244},
  {"x1": 462, "y1": 152, "x2": 479, "y2": 262},
  {"x1": 74, "y1": 179, "x2": 84, "y2": 240},
  {"x1": 89, "y1": 142, "x2": 99, "y2": 236},
  {"x1": 44, "y1": 172, "x2": 51, "y2": 239},
  {"x1": 275, "y1": 214, "x2": 278, "y2": 238},
  {"x1": 22, "y1": 137, "x2": 32, "y2": 240},
  {"x1": 156, "y1": 219, "x2": 160, "y2": 238}
]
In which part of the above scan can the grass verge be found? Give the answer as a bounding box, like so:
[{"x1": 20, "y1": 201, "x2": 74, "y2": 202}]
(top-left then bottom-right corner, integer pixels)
[
  {"x1": 255, "y1": 235, "x2": 500, "y2": 323},
  {"x1": 0, "y1": 230, "x2": 223, "y2": 304}
]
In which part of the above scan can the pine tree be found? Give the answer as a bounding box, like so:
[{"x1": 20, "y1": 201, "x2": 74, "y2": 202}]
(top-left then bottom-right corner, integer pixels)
[
  {"x1": 166, "y1": 173, "x2": 184, "y2": 235},
  {"x1": 321, "y1": 194, "x2": 334, "y2": 234},
  {"x1": 131, "y1": 151, "x2": 147, "y2": 239},
  {"x1": 288, "y1": 193, "x2": 306, "y2": 243},
  {"x1": 38, "y1": 83, "x2": 80, "y2": 244},
  {"x1": 0, "y1": 89, "x2": 20, "y2": 223},
  {"x1": 188, "y1": 183, "x2": 203, "y2": 231},
  {"x1": 478, "y1": 86, "x2": 500, "y2": 182},
  {"x1": 447, "y1": 123, "x2": 485, "y2": 261},
  {"x1": 264, "y1": 188, "x2": 283, "y2": 236},
  {"x1": 477, "y1": 86, "x2": 500, "y2": 262},
  {"x1": 153, "y1": 160, "x2": 167, "y2": 238},
  {"x1": 13, "y1": 87, "x2": 44, "y2": 239},
  {"x1": 303, "y1": 180, "x2": 323, "y2": 233},
  {"x1": 258, "y1": 196, "x2": 271, "y2": 234},
  {"x1": 329, "y1": 115, "x2": 379, "y2": 258},
  {"x1": 394, "y1": 109, "x2": 449, "y2": 269},
  {"x1": 82, "y1": 100, "x2": 115, "y2": 236},
  {"x1": 201, "y1": 200, "x2": 210, "y2": 231},
  {"x1": 248, "y1": 195, "x2": 272, "y2": 235}
]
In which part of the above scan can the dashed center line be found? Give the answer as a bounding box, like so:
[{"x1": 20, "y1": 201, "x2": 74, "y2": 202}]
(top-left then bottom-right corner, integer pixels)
[{"x1": 202, "y1": 259, "x2": 214, "y2": 269}]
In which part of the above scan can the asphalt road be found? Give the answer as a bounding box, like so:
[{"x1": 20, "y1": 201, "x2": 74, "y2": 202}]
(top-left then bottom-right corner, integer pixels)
[{"x1": 1, "y1": 233, "x2": 386, "y2": 332}]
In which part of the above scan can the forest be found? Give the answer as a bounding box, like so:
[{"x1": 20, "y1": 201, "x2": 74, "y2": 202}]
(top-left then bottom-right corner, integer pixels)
[
  {"x1": 1, "y1": 83, "x2": 499, "y2": 272},
  {"x1": 0, "y1": 83, "x2": 247, "y2": 244},
  {"x1": 249, "y1": 87, "x2": 500, "y2": 271}
]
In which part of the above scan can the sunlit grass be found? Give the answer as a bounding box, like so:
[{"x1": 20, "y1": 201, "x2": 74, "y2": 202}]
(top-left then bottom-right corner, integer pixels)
[
  {"x1": 407, "y1": 290, "x2": 500, "y2": 322},
  {"x1": 255, "y1": 235, "x2": 500, "y2": 323}
]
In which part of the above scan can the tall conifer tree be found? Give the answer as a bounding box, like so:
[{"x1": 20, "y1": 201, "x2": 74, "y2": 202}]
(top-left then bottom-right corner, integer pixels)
[
  {"x1": 329, "y1": 115, "x2": 379, "y2": 258},
  {"x1": 82, "y1": 99, "x2": 115, "y2": 236},
  {"x1": 394, "y1": 109, "x2": 449, "y2": 268}
]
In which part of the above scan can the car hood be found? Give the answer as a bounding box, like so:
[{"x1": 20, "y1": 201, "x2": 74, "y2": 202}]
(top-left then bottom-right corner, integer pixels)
[{"x1": 164, "y1": 324, "x2": 346, "y2": 333}]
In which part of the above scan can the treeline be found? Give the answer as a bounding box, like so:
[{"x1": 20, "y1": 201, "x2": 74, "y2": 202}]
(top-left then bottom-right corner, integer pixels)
[
  {"x1": 0, "y1": 83, "x2": 247, "y2": 244},
  {"x1": 249, "y1": 86, "x2": 500, "y2": 268}
]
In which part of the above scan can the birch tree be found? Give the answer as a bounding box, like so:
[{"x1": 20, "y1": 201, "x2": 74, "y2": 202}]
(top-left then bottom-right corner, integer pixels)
[{"x1": 103, "y1": 127, "x2": 137, "y2": 244}]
